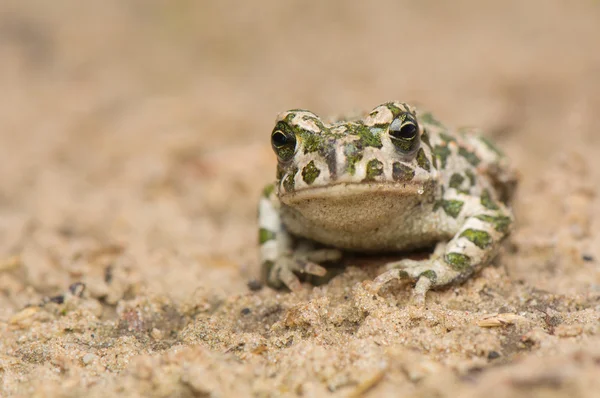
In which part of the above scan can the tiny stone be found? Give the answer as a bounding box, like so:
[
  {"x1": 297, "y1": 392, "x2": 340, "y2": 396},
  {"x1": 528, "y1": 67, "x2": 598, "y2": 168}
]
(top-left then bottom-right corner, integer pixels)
[
  {"x1": 241, "y1": 308, "x2": 251, "y2": 315},
  {"x1": 247, "y1": 279, "x2": 263, "y2": 291},
  {"x1": 487, "y1": 351, "x2": 501, "y2": 360},
  {"x1": 82, "y1": 353, "x2": 97, "y2": 365},
  {"x1": 151, "y1": 328, "x2": 163, "y2": 340},
  {"x1": 104, "y1": 266, "x2": 114, "y2": 283},
  {"x1": 582, "y1": 254, "x2": 594, "y2": 262},
  {"x1": 69, "y1": 282, "x2": 86, "y2": 297},
  {"x1": 48, "y1": 295, "x2": 65, "y2": 304}
]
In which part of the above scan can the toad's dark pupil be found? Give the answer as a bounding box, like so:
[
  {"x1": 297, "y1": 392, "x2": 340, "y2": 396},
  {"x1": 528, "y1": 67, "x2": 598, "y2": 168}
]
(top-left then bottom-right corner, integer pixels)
[
  {"x1": 272, "y1": 131, "x2": 288, "y2": 146},
  {"x1": 392, "y1": 123, "x2": 417, "y2": 139}
]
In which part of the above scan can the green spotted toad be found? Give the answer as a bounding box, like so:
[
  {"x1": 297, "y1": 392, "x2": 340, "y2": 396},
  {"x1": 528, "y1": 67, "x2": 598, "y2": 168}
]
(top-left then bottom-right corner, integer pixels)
[{"x1": 259, "y1": 102, "x2": 517, "y2": 302}]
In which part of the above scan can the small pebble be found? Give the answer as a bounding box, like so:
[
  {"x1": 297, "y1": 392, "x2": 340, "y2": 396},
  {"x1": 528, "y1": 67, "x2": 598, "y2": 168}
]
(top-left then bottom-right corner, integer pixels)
[
  {"x1": 104, "y1": 266, "x2": 114, "y2": 284},
  {"x1": 151, "y1": 328, "x2": 164, "y2": 340},
  {"x1": 48, "y1": 295, "x2": 65, "y2": 304},
  {"x1": 69, "y1": 282, "x2": 86, "y2": 297},
  {"x1": 82, "y1": 353, "x2": 97, "y2": 365},
  {"x1": 247, "y1": 279, "x2": 263, "y2": 291}
]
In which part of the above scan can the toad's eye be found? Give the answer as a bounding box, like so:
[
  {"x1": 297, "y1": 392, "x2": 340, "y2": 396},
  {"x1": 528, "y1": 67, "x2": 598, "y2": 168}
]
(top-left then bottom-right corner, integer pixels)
[
  {"x1": 390, "y1": 122, "x2": 417, "y2": 140},
  {"x1": 271, "y1": 130, "x2": 289, "y2": 146},
  {"x1": 389, "y1": 116, "x2": 420, "y2": 153},
  {"x1": 271, "y1": 128, "x2": 297, "y2": 161}
]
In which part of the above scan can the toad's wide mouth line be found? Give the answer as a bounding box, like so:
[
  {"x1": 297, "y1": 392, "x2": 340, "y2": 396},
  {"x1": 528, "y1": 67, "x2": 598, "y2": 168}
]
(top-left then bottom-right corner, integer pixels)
[{"x1": 279, "y1": 181, "x2": 425, "y2": 202}]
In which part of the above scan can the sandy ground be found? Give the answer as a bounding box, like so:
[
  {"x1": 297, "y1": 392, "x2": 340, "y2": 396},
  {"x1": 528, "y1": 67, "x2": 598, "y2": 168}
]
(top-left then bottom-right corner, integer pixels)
[{"x1": 1, "y1": 1, "x2": 600, "y2": 397}]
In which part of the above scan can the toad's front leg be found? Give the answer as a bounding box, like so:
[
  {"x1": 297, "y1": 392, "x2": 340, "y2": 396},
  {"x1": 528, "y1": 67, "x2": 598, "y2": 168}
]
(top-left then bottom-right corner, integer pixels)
[
  {"x1": 373, "y1": 192, "x2": 513, "y2": 303},
  {"x1": 259, "y1": 184, "x2": 342, "y2": 290}
]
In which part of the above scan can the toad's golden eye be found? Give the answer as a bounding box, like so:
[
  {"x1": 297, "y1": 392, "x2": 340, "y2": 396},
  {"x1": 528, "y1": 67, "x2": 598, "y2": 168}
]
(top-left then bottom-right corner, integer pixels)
[
  {"x1": 389, "y1": 115, "x2": 419, "y2": 153},
  {"x1": 271, "y1": 128, "x2": 296, "y2": 162}
]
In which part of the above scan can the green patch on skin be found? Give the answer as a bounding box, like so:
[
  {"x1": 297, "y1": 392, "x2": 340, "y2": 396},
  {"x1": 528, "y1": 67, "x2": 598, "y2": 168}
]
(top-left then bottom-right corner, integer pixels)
[
  {"x1": 460, "y1": 228, "x2": 492, "y2": 249},
  {"x1": 441, "y1": 200, "x2": 464, "y2": 218},
  {"x1": 449, "y1": 173, "x2": 465, "y2": 190},
  {"x1": 433, "y1": 145, "x2": 451, "y2": 169},
  {"x1": 479, "y1": 136, "x2": 504, "y2": 156},
  {"x1": 419, "y1": 270, "x2": 438, "y2": 284},
  {"x1": 458, "y1": 147, "x2": 481, "y2": 167},
  {"x1": 392, "y1": 162, "x2": 415, "y2": 182},
  {"x1": 283, "y1": 167, "x2": 298, "y2": 192},
  {"x1": 344, "y1": 143, "x2": 363, "y2": 175},
  {"x1": 397, "y1": 270, "x2": 410, "y2": 279},
  {"x1": 352, "y1": 123, "x2": 382, "y2": 148},
  {"x1": 439, "y1": 132, "x2": 456, "y2": 143},
  {"x1": 420, "y1": 130, "x2": 433, "y2": 150},
  {"x1": 420, "y1": 132, "x2": 438, "y2": 168},
  {"x1": 276, "y1": 144, "x2": 296, "y2": 162},
  {"x1": 301, "y1": 114, "x2": 327, "y2": 131},
  {"x1": 298, "y1": 131, "x2": 324, "y2": 154},
  {"x1": 259, "y1": 228, "x2": 276, "y2": 244},
  {"x1": 476, "y1": 214, "x2": 511, "y2": 233},
  {"x1": 416, "y1": 148, "x2": 431, "y2": 171},
  {"x1": 445, "y1": 253, "x2": 472, "y2": 272},
  {"x1": 420, "y1": 112, "x2": 444, "y2": 128},
  {"x1": 276, "y1": 165, "x2": 285, "y2": 181},
  {"x1": 481, "y1": 189, "x2": 499, "y2": 210},
  {"x1": 282, "y1": 112, "x2": 298, "y2": 123},
  {"x1": 302, "y1": 160, "x2": 321, "y2": 185},
  {"x1": 364, "y1": 159, "x2": 384, "y2": 181},
  {"x1": 262, "y1": 183, "x2": 275, "y2": 198},
  {"x1": 430, "y1": 151, "x2": 438, "y2": 169},
  {"x1": 385, "y1": 103, "x2": 405, "y2": 117},
  {"x1": 465, "y1": 169, "x2": 476, "y2": 186}
]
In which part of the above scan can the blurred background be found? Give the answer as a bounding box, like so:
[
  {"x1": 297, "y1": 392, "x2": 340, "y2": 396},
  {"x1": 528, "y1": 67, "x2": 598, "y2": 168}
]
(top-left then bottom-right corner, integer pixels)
[
  {"x1": 1, "y1": 1, "x2": 600, "y2": 396},
  {"x1": 1, "y1": 0, "x2": 599, "y2": 308}
]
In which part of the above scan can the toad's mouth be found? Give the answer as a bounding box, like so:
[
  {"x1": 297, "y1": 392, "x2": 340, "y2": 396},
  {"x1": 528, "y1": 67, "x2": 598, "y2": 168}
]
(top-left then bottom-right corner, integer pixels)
[{"x1": 279, "y1": 181, "x2": 426, "y2": 205}]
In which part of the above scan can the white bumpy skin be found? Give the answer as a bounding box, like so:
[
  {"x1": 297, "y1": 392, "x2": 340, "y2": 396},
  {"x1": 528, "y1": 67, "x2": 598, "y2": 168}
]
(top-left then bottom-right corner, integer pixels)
[{"x1": 258, "y1": 101, "x2": 517, "y2": 302}]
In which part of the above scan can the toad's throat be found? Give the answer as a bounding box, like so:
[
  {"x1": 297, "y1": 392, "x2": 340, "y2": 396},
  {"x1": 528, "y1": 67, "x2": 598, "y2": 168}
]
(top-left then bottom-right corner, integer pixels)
[{"x1": 278, "y1": 181, "x2": 436, "y2": 244}]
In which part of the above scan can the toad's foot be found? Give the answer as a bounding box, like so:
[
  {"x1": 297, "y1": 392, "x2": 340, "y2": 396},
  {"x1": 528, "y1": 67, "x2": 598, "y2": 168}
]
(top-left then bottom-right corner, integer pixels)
[
  {"x1": 370, "y1": 243, "x2": 448, "y2": 304},
  {"x1": 371, "y1": 257, "x2": 456, "y2": 305},
  {"x1": 265, "y1": 249, "x2": 342, "y2": 291}
]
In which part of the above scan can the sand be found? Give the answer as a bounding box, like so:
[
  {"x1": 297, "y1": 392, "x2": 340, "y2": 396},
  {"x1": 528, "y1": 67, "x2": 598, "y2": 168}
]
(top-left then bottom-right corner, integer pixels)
[{"x1": 1, "y1": 1, "x2": 600, "y2": 397}]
